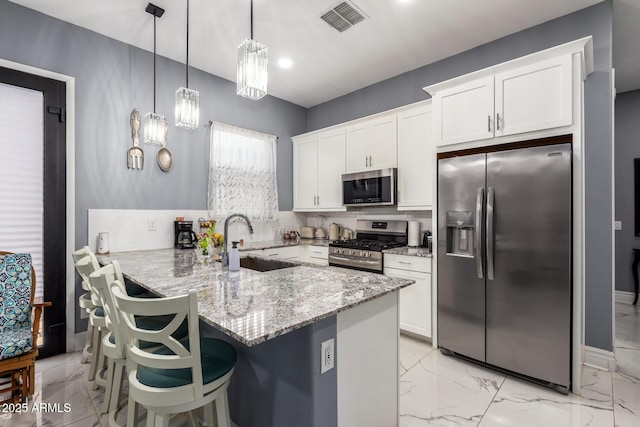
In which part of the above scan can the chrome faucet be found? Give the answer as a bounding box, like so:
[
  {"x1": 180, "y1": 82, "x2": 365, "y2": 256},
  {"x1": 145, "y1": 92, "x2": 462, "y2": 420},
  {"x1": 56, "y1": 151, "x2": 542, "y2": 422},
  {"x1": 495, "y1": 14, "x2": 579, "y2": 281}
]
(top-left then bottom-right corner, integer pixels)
[{"x1": 221, "y1": 213, "x2": 254, "y2": 267}]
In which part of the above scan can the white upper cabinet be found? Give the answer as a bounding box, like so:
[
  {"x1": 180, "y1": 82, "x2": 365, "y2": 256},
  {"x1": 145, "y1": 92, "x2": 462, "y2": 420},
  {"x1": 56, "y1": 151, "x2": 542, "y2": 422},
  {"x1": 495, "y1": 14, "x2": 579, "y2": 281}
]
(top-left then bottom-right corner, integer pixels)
[
  {"x1": 346, "y1": 114, "x2": 397, "y2": 173},
  {"x1": 317, "y1": 129, "x2": 347, "y2": 209},
  {"x1": 397, "y1": 104, "x2": 434, "y2": 210},
  {"x1": 433, "y1": 76, "x2": 494, "y2": 146},
  {"x1": 293, "y1": 130, "x2": 346, "y2": 212},
  {"x1": 495, "y1": 55, "x2": 572, "y2": 136},
  {"x1": 430, "y1": 55, "x2": 574, "y2": 147}
]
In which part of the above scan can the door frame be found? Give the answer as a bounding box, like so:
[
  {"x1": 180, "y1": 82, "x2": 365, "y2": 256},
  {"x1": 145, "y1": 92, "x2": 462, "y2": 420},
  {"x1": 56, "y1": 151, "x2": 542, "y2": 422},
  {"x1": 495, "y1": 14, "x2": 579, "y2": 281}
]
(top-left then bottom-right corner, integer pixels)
[{"x1": 0, "y1": 58, "x2": 76, "y2": 353}]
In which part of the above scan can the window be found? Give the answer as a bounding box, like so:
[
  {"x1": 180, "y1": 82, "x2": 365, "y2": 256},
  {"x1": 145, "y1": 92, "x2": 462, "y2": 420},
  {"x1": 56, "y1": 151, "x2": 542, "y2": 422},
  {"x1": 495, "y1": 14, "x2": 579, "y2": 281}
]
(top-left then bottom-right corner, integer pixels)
[{"x1": 208, "y1": 122, "x2": 278, "y2": 221}]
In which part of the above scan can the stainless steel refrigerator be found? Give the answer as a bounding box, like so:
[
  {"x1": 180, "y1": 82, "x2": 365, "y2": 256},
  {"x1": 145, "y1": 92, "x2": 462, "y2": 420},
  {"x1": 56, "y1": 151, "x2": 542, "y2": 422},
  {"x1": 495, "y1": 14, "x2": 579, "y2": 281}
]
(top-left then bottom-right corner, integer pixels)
[{"x1": 437, "y1": 141, "x2": 572, "y2": 392}]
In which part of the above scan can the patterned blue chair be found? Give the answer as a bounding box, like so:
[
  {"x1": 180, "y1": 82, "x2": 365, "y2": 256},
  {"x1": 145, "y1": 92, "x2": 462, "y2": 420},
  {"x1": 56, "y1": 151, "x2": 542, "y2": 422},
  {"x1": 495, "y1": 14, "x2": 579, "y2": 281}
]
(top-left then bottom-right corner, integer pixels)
[{"x1": 0, "y1": 252, "x2": 51, "y2": 403}]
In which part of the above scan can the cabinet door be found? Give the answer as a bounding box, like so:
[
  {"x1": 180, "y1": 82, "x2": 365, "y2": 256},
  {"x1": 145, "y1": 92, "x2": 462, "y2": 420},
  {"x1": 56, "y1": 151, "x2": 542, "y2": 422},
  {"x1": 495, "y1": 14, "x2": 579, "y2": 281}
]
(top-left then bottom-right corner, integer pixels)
[
  {"x1": 293, "y1": 136, "x2": 318, "y2": 211},
  {"x1": 433, "y1": 76, "x2": 494, "y2": 146},
  {"x1": 495, "y1": 55, "x2": 572, "y2": 137},
  {"x1": 370, "y1": 114, "x2": 397, "y2": 170},
  {"x1": 345, "y1": 123, "x2": 371, "y2": 173},
  {"x1": 384, "y1": 267, "x2": 431, "y2": 339},
  {"x1": 397, "y1": 105, "x2": 434, "y2": 210},
  {"x1": 317, "y1": 129, "x2": 346, "y2": 209}
]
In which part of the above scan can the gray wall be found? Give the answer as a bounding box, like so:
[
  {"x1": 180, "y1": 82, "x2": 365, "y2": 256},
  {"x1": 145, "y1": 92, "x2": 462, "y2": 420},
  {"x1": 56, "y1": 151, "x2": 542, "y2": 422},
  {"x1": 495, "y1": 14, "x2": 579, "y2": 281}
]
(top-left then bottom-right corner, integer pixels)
[
  {"x1": 615, "y1": 89, "x2": 640, "y2": 293},
  {"x1": 0, "y1": 0, "x2": 306, "y2": 331},
  {"x1": 308, "y1": 2, "x2": 614, "y2": 351}
]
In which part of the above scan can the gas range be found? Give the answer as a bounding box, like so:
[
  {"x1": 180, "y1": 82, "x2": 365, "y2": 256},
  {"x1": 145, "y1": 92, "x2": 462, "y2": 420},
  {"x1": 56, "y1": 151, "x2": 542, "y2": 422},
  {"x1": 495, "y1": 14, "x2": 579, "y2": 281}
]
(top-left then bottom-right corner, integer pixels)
[{"x1": 329, "y1": 219, "x2": 408, "y2": 273}]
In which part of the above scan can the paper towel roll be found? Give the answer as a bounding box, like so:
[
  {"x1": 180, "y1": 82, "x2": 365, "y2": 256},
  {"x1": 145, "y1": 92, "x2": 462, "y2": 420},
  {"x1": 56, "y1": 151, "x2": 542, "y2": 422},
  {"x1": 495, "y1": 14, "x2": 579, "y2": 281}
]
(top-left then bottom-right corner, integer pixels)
[{"x1": 408, "y1": 221, "x2": 421, "y2": 247}]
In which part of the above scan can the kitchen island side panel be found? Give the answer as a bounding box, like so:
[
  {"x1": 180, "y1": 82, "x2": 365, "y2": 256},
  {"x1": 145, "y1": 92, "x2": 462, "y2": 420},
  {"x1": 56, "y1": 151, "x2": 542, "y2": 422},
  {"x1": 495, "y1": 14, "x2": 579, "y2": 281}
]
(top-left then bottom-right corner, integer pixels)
[{"x1": 201, "y1": 316, "x2": 337, "y2": 427}]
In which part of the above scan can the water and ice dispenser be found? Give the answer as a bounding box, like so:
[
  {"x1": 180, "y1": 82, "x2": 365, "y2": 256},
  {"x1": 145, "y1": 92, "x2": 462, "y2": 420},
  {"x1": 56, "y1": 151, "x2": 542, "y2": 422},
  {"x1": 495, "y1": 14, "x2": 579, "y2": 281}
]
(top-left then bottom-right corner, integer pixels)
[{"x1": 446, "y1": 211, "x2": 475, "y2": 257}]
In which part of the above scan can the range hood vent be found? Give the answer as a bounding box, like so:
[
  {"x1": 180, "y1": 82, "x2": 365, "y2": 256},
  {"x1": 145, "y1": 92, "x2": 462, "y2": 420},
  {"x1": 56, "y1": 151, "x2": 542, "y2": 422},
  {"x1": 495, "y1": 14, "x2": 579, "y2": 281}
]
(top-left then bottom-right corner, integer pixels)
[{"x1": 321, "y1": 1, "x2": 367, "y2": 33}]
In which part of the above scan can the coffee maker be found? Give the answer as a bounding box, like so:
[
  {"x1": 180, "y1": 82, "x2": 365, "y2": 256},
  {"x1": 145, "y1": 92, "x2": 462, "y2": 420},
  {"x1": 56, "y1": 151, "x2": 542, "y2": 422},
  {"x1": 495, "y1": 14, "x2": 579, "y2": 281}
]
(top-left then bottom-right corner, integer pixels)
[{"x1": 174, "y1": 221, "x2": 197, "y2": 249}]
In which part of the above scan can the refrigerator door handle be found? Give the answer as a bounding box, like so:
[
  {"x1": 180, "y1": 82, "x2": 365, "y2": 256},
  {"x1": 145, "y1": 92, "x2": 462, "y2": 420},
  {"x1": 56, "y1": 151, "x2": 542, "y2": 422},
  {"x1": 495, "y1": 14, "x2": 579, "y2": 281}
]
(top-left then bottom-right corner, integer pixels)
[
  {"x1": 487, "y1": 187, "x2": 495, "y2": 280},
  {"x1": 475, "y1": 187, "x2": 484, "y2": 279}
]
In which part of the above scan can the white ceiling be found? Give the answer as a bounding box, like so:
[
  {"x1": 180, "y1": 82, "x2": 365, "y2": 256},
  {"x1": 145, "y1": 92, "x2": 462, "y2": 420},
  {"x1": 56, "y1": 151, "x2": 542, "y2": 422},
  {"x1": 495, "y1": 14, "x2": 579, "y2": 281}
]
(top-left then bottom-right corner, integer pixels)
[{"x1": 9, "y1": 0, "x2": 632, "y2": 108}]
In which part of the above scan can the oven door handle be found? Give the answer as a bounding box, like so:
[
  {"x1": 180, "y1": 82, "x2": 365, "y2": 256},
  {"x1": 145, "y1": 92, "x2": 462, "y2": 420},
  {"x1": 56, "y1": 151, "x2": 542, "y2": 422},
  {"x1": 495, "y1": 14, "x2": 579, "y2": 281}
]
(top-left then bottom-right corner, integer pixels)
[{"x1": 329, "y1": 255, "x2": 380, "y2": 265}]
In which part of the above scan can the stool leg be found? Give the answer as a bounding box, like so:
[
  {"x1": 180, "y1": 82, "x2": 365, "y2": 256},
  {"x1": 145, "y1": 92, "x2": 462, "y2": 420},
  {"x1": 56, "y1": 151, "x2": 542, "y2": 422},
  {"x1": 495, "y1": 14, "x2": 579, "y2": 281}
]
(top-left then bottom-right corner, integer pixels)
[
  {"x1": 215, "y1": 390, "x2": 231, "y2": 427},
  {"x1": 88, "y1": 327, "x2": 101, "y2": 381},
  {"x1": 102, "y1": 357, "x2": 114, "y2": 414},
  {"x1": 81, "y1": 320, "x2": 94, "y2": 364}
]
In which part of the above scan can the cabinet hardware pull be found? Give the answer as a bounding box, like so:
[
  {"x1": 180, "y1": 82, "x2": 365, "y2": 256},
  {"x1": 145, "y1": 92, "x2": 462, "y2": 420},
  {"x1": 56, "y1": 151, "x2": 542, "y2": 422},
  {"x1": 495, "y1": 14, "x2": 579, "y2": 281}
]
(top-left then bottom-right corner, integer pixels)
[
  {"x1": 317, "y1": 195, "x2": 319, "y2": 205},
  {"x1": 365, "y1": 156, "x2": 369, "y2": 167},
  {"x1": 398, "y1": 261, "x2": 411, "y2": 265},
  {"x1": 268, "y1": 253, "x2": 278, "y2": 256},
  {"x1": 487, "y1": 115, "x2": 491, "y2": 132},
  {"x1": 496, "y1": 113, "x2": 501, "y2": 130},
  {"x1": 369, "y1": 155, "x2": 372, "y2": 167}
]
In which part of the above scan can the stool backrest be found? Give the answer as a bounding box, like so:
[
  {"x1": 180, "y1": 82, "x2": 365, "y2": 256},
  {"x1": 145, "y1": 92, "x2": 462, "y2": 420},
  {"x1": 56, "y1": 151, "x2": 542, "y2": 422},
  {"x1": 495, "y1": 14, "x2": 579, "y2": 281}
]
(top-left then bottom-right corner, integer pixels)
[
  {"x1": 74, "y1": 253, "x2": 102, "y2": 307},
  {"x1": 89, "y1": 261, "x2": 127, "y2": 359},
  {"x1": 0, "y1": 252, "x2": 35, "y2": 333},
  {"x1": 112, "y1": 287, "x2": 204, "y2": 398},
  {"x1": 72, "y1": 246, "x2": 93, "y2": 292}
]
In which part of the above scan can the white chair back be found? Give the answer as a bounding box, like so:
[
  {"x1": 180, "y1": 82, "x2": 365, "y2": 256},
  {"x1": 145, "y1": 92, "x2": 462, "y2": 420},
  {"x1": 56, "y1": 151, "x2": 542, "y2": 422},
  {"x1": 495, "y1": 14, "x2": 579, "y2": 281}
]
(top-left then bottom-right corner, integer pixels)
[
  {"x1": 111, "y1": 287, "x2": 205, "y2": 399},
  {"x1": 72, "y1": 246, "x2": 93, "y2": 292},
  {"x1": 89, "y1": 261, "x2": 128, "y2": 359},
  {"x1": 74, "y1": 253, "x2": 102, "y2": 307}
]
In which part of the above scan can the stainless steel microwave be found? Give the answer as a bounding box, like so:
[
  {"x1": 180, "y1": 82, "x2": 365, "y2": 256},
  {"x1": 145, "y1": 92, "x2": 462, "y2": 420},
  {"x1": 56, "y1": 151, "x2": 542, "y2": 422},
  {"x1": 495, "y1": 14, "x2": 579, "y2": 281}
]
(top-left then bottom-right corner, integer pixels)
[{"x1": 342, "y1": 168, "x2": 397, "y2": 207}]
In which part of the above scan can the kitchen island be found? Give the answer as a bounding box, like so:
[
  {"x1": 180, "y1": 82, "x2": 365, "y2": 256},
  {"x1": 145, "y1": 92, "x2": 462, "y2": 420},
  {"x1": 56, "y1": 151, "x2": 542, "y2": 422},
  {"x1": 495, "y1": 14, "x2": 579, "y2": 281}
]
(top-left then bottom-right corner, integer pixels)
[{"x1": 97, "y1": 248, "x2": 413, "y2": 427}]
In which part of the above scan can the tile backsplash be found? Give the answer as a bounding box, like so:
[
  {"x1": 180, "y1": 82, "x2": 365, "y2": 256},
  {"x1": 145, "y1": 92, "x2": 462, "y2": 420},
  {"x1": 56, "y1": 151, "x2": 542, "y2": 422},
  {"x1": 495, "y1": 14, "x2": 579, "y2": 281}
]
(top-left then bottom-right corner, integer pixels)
[
  {"x1": 300, "y1": 208, "x2": 433, "y2": 237},
  {"x1": 87, "y1": 208, "x2": 431, "y2": 253},
  {"x1": 87, "y1": 209, "x2": 305, "y2": 253}
]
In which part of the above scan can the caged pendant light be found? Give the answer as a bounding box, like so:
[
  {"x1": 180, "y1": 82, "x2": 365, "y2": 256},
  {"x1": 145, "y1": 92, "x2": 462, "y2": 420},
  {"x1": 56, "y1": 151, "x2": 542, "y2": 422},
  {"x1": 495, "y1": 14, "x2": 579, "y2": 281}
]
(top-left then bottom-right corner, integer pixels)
[
  {"x1": 144, "y1": 3, "x2": 166, "y2": 145},
  {"x1": 237, "y1": 0, "x2": 268, "y2": 100},
  {"x1": 175, "y1": 0, "x2": 199, "y2": 128}
]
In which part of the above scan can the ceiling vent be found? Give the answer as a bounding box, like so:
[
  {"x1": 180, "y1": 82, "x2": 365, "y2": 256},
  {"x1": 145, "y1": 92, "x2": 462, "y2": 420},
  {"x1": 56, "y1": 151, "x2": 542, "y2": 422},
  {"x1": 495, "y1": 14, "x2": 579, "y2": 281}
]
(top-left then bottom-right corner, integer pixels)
[{"x1": 321, "y1": 1, "x2": 367, "y2": 33}]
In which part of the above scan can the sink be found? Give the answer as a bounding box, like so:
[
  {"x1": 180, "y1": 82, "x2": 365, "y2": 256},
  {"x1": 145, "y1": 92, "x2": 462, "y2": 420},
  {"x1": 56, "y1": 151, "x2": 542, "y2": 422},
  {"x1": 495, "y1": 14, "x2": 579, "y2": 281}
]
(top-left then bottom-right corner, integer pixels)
[{"x1": 240, "y1": 256, "x2": 298, "y2": 272}]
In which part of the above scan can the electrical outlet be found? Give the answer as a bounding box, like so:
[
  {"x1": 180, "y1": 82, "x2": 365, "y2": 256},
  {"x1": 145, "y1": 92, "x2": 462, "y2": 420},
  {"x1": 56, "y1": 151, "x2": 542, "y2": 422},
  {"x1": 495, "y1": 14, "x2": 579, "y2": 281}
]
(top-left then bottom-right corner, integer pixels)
[
  {"x1": 614, "y1": 221, "x2": 622, "y2": 231},
  {"x1": 321, "y1": 338, "x2": 335, "y2": 374},
  {"x1": 148, "y1": 219, "x2": 157, "y2": 231}
]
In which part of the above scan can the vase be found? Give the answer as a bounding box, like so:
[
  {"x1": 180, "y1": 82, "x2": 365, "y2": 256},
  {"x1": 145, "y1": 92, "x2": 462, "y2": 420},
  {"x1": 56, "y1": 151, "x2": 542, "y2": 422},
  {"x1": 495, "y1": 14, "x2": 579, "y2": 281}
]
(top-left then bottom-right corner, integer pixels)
[{"x1": 194, "y1": 248, "x2": 211, "y2": 264}]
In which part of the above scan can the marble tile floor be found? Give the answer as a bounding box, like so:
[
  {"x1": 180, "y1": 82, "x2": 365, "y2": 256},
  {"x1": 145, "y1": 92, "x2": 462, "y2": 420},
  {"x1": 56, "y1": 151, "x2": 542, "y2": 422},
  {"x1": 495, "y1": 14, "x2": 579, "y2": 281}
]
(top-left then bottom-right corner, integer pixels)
[
  {"x1": 2, "y1": 302, "x2": 638, "y2": 427},
  {"x1": 399, "y1": 301, "x2": 640, "y2": 427}
]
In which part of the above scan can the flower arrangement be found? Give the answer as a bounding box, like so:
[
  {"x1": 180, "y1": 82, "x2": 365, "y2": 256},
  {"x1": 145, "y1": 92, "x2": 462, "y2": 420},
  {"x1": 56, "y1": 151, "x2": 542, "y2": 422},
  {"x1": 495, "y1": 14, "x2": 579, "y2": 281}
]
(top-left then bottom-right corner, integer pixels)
[{"x1": 197, "y1": 226, "x2": 224, "y2": 256}]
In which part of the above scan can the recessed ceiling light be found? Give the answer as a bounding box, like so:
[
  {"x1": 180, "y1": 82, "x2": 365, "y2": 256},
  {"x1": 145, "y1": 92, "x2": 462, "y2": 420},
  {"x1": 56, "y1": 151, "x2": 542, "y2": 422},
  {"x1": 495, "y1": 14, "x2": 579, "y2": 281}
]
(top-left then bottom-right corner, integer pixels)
[{"x1": 278, "y1": 58, "x2": 293, "y2": 69}]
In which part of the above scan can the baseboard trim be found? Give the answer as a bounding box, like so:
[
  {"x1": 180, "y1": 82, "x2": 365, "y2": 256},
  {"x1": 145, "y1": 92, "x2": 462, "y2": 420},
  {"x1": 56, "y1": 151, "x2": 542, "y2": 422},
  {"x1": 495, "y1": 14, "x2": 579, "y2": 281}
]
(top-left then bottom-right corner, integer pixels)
[
  {"x1": 616, "y1": 290, "x2": 636, "y2": 305},
  {"x1": 583, "y1": 345, "x2": 616, "y2": 371}
]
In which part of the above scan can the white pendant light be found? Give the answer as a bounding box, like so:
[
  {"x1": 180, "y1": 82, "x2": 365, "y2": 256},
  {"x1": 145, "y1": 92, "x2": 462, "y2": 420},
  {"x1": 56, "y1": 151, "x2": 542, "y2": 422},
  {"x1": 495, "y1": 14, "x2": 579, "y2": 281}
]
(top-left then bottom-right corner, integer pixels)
[
  {"x1": 237, "y1": 0, "x2": 268, "y2": 100},
  {"x1": 144, "y1": 3, "x2": 166, "y2": 145},
  {"x1": 175, "y1": 0, "x2": 199, "y2": 128}
]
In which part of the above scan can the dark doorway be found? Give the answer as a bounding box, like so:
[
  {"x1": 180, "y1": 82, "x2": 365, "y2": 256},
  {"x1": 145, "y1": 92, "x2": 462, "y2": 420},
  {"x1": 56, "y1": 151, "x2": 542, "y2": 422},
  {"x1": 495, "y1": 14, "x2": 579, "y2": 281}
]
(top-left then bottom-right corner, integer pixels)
[{"x1": 0, "y1": 66, "x2": 67, "y2": 358}]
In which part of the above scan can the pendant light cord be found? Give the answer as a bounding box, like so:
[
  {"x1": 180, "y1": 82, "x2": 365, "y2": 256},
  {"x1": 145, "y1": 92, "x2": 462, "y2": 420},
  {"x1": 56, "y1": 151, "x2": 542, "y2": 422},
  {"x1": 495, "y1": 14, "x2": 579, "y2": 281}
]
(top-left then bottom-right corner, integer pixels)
[
  {"x1": 250, "y1": 0, "x2": 253, "y2": 40},
  {"x1": 186, "y1": 0, "x2": 190, "y2": 88},
  {"x1": 153, "y1": 14, "x2": 157, "y2": 113}
]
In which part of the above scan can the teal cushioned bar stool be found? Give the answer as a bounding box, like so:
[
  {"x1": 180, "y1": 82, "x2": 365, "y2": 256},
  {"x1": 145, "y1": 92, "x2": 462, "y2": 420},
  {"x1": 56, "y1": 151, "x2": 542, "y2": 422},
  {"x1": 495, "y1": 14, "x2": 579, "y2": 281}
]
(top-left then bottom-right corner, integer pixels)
[
  {"x1": 112, "y1": 285, "x2": 237, "y2": 427},
  {"x1": 90, "y1": 260, "x2": 190, "y2": 422}
]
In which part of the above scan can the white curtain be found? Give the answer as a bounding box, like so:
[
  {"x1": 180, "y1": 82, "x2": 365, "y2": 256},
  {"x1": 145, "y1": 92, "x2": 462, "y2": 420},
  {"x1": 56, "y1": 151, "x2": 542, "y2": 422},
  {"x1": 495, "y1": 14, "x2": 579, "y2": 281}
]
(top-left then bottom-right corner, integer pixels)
[{"x1": 208, "y1": 122, "x2": 279, "y2": 221}]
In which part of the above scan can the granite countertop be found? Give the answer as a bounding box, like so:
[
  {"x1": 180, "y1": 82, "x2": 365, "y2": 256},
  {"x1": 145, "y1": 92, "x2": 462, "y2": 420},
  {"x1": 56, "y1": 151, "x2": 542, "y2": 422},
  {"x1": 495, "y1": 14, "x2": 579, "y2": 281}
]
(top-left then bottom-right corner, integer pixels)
[
  {"x1": 383, "y1": 246, "x2": 433, "y2": 258},
  {"x1": 97, "y1": 249, "x2": 412, "y2": 347},
  {"x1": 238, "y1": 238, "x2": 329, "y2": 251}
]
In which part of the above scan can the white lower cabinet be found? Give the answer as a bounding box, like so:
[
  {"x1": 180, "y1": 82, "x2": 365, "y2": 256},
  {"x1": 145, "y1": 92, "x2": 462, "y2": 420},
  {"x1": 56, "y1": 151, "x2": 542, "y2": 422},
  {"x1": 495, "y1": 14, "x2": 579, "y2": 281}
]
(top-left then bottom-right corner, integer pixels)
[
  {"x1": 300, "y1": 245, "x2": 329, "y2": 266},
  {"x1": 384, "y1": 254, "x2": 432, "y2": 340},
  {"x1": 242, "y1": 246, "x2": 300, "y2": 260}
]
